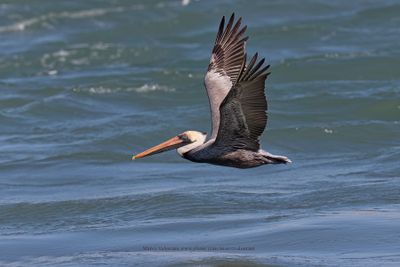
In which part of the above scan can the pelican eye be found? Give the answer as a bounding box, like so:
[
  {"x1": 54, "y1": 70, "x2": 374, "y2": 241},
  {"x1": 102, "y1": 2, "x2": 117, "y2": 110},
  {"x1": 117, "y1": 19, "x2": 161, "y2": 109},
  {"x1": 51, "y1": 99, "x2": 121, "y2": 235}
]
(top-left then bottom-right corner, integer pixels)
[{"x1": 178, "y1": 134, "x2": 190, "y2": 142}]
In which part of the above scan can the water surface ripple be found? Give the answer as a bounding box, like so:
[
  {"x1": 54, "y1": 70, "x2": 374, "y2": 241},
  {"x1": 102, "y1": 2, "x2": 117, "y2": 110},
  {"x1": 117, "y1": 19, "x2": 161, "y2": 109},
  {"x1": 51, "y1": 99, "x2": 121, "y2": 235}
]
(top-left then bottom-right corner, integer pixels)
[{"x1": 0, "y1": 1, "x2": 399, "y2": 266}]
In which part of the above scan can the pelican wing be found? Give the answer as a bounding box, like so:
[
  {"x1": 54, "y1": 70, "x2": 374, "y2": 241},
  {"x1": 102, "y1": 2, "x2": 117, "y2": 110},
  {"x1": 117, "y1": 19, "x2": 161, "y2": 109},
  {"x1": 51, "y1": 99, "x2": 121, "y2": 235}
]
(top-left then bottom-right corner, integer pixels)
[
  {"x1": 213, "y1": 53, "x2": 270, "y2": 151},
  {"x1": 204, "y1": 13, "x2": 248, "y2": 140}
]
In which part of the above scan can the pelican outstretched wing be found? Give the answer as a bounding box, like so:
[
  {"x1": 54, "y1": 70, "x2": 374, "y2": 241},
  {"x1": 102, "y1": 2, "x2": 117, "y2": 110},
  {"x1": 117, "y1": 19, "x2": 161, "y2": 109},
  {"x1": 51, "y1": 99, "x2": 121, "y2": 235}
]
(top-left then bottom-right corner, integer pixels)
[
  {"x1": 213, "y1": 53, "x2": 270, "y2": 151},
  {"x1": 204, "y1": 13, "x2": 248, "y2": 140}
]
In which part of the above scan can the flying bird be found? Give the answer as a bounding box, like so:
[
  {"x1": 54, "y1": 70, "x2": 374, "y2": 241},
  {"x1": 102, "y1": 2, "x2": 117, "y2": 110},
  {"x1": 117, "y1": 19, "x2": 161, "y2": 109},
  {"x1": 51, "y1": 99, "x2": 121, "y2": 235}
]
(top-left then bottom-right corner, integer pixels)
[{"x1": 132, "y1": 14, "x2": 291, "y2": 168}]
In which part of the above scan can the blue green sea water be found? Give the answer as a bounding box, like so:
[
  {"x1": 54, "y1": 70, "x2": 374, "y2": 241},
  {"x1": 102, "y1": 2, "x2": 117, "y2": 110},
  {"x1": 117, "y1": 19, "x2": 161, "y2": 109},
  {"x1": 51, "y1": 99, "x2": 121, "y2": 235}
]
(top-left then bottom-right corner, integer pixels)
[{"x1": 1, "y1": 1, "x2": 400, "y2": 266}]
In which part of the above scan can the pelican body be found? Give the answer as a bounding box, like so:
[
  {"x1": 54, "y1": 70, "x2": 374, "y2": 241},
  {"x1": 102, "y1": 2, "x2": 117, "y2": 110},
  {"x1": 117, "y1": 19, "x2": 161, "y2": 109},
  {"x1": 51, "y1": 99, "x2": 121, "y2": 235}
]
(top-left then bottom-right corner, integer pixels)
[{"x1": 133, "y1": 14, "x2": 291, "y2": 168}]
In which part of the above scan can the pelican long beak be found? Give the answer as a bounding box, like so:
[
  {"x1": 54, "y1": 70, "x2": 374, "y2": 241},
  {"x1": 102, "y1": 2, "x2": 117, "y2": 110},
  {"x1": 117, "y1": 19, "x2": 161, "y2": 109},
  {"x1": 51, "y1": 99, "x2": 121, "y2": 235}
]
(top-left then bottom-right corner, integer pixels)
[{"x1": 132, "y1": 135, "x2": 186, "y2": 160}]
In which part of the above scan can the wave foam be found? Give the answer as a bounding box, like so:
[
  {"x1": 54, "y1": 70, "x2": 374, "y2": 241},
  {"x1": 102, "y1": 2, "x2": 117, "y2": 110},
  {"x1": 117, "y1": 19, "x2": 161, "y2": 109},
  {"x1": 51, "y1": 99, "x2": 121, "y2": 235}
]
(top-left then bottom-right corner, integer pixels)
[
  {"x1": 134, "y1": 84, "x2": 175, "y2": 93},
  {"x1": 73, "y1": 84, "x2": 175, "y2": 94}
]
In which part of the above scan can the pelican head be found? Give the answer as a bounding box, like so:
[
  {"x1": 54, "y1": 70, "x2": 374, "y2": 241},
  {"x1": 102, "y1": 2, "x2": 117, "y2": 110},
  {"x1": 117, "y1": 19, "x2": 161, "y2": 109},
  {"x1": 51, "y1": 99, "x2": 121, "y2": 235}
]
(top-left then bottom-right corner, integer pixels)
[{"x1": 132, "y1": 130, "x2": 207, "y2": 160}]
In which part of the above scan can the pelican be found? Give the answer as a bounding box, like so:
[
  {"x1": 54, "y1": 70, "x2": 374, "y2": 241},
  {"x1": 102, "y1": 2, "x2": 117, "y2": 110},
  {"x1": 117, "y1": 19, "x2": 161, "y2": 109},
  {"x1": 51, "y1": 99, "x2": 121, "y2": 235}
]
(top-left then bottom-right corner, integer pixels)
[{"x1": 132, "y1": 14, "x2": 291, "y2": 168}]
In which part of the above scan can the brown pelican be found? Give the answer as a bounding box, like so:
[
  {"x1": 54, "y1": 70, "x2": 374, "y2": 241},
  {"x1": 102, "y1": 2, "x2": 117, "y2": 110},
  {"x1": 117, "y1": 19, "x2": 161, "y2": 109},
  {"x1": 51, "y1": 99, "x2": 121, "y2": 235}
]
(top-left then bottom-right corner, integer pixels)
[{"x1": 132, "y1": 14, "x2": 291, "y2": 168}]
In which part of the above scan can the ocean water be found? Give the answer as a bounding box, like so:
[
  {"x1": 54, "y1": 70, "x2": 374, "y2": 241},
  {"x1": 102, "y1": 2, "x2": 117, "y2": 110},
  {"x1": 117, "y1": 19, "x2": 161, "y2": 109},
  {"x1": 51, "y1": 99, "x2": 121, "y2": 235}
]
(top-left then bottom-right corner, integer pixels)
[{"x1": 1, "y1": 0, "x2": 400, "y2": 266}]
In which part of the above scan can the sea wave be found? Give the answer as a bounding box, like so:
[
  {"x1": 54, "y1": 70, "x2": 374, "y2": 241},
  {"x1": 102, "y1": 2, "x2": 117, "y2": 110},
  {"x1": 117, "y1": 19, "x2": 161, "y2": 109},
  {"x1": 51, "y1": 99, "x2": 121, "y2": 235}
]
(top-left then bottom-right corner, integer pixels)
[{"x1": 0, "y1": 6, "x2": 143, "y2": 33}]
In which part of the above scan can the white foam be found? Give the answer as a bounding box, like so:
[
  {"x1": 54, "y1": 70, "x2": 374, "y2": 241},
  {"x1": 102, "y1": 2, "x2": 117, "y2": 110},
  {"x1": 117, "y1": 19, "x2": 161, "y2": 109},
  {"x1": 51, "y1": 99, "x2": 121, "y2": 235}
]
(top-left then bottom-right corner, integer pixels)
[
  {"x1": 133, "y1": 84, "x2": 175, "y2": 93},
  {"x1": 181, "y1": 0, "x2": 191, "y2": 6},
  {"x1": 73, "y1": 84, "x2": 175, "y2": 94},
  {"x1": 48, "y1": 70, "x2": 58, "y2": 76}
]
